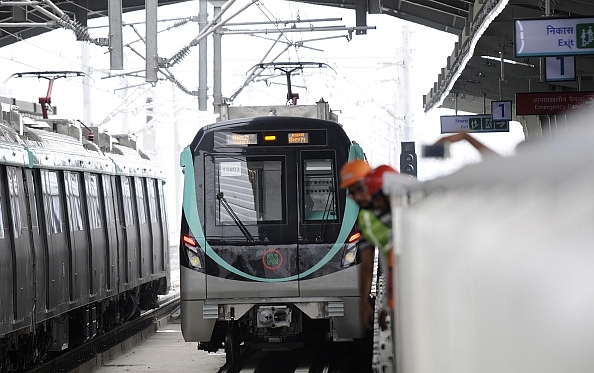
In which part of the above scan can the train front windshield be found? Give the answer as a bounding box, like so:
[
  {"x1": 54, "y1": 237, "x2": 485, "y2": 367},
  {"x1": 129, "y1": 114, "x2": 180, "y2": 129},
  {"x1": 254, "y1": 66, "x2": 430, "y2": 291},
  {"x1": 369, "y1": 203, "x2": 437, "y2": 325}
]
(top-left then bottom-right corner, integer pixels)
[
  {"x1": 209, "y1": 153, "x2": 339, "y2": 241},
  {"x1": 215, "y1": 157, "x2": 284, "y2": 224}
]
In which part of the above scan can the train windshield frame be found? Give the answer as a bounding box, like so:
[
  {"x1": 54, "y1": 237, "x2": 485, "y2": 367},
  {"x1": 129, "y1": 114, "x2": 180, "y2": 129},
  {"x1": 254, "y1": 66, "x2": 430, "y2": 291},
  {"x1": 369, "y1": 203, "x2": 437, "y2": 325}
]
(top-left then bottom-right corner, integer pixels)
[
  {"x1": 302, "y1": 157, "x2": 338, "y2": 222},
  {"x1": 213, "y1": 156, "x2": 285, "y2": 225}
]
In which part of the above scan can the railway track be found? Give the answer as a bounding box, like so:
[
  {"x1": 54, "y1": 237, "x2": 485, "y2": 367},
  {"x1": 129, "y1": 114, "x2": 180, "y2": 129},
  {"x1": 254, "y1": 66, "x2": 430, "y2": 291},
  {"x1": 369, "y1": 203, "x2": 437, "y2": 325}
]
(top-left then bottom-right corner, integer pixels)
[
  {"x1": 217, "y1": 338, "x2": 373, "y2": 373},
  {"x1": 28, "y1": 294, "x2": 180, "y2": 373}
]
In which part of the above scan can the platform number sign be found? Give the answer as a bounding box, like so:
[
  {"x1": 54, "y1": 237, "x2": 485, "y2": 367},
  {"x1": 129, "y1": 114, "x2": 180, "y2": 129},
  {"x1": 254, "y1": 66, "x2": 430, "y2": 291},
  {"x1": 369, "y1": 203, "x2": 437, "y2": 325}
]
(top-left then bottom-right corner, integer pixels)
[
  {"x1": 546, "y1": 56, "x2": 575, "y2": 82},
  {"x1": 491, "y1": 100, "x2": 513, "y2": 121}
]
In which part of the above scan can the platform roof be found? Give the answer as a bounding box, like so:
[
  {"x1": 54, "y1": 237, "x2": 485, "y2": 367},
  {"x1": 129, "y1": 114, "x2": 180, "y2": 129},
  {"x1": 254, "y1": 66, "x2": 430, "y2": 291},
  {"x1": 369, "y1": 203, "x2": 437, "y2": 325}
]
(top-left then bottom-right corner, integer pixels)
[
  {"x1": 420, "y1": 0, "x2": 594, "y2": 115},
  {"x1": 1, "y1": 0, "x2": 593, "y2": 116}
]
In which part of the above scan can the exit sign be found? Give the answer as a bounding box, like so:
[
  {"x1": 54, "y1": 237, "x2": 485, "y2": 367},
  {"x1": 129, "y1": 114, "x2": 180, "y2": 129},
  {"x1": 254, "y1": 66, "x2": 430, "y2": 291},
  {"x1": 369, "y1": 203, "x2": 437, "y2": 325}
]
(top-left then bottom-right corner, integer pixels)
[{"x1": 440, "y1": 115, "x2": 509, "y2": 134}]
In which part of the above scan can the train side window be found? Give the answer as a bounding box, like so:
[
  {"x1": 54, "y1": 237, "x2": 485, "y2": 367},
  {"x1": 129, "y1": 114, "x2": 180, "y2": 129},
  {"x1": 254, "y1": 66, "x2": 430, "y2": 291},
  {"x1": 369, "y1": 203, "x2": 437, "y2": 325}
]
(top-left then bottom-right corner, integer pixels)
[
  {"x1": 303, "y1": 159, "x2": 337, "y2": 221},
  {"x1": 7, "y1": 166, "x2": 23, "y2": 237},
  {"x1": 41, "y1": 170, "x2": 63, "y2": 234},
  {"x1": 85, "y1": 173, "x2": 102, "y2": 229},
  {"x1": 147, "y1": 178, "x2": 158, "y2": 223},
  {"x1": 121, "y1": 177, "x2": 134, "y2": 226},
  {"x1": 65, "y1": 171, "x2": 83, "y2": 231},
  {"x1": 0, "y1": 196, "x2": 4, "y2": 240},
  {"x1": 135, "y1": 177, "x2": 147, "y2": 224},
  {"x1": 0, "y1": 188, "x2": 4, "y2": 239},
  {"x1": 156, "y1": 181, "x2": 167, "y2": 223},
  {"x1": 215, "y1": 157, "x2": 284, "y2": 224},
  {"x1": 102, "y1": 176, "x2": 115, "y2": 228}
]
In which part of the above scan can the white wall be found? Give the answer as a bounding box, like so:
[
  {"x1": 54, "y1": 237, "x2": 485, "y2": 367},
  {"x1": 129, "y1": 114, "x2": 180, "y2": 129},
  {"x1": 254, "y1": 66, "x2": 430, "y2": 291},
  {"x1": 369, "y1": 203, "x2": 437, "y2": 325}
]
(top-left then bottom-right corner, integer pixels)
[{"x1": 386, "y1": 121, "x2": 594, "y2": 372}]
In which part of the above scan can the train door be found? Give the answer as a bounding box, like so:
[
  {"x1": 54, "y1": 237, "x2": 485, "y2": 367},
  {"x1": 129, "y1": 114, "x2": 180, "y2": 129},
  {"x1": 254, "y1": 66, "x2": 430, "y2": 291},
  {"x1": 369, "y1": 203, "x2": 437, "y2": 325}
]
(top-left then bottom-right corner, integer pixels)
[
  {"x1": 135, "y1": 177, "x2": 152, "y2": 280},
  {"x1": 5, "y1": 166, "x2": 34, "y2": 324},
  {"x1": 102, "y1": 175, "x2": 119, "y2": 293},
  {"x1": 25, "y1": 169, "x2": 49, "y2": 323},
  {"x1": 156, "y1": 181, "x2": 169, "y2": 275},
  {"x1": 85, "y1": 172, "x2": 107, "y2": 298},
  {"x1": 0, "y1": 166, "x2": 13, "y2": 334},
  {"x1": 64, "y1": 171, "x2": 90, "y2": 305},
  {"x1": 297, "y1": 152, "x2": 343, "y2": 296},
  {"x1": 120, "y1": 176, "x2": 140, "y2": 286},
  {"x1": 147, "y1": 178, "x2": 164, "y2": 276},
  {"x1": 40, "y1": 170, "x2": 70, "y2": 312}
]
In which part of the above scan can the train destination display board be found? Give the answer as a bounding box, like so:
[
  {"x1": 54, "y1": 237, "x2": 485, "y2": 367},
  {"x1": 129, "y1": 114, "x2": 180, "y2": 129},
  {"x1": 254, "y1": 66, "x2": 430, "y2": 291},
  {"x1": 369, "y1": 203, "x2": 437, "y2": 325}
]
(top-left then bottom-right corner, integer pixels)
[
  {"x1": 516, "y1": 91, "x2": 594, "y2": 115},
  {"x1": 440, "y1": 115, "x2": 509, "y2": 134},
  {"x1": 515, "y1": 17, "x2": 594, "y2": 57}
]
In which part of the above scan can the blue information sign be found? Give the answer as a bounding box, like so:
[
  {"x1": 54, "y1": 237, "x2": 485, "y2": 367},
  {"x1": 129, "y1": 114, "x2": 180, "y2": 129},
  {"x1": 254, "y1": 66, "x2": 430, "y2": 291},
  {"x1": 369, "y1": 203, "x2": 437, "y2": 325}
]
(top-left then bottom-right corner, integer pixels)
[
  {"x1": 440, "y1": 115, "x2": 509, "y2": 134},
  {"x1": 515, "y1": 17, "x2": 594, "y2": 57}
]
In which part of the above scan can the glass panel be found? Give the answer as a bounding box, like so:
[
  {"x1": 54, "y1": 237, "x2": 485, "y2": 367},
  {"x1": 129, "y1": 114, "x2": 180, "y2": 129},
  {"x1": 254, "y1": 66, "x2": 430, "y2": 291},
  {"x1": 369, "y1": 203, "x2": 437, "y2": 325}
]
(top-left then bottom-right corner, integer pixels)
[
  {"x1": 135, "y1": 178, "x2": 147, "y2": 224},
  {"x1": 303, "y1": 159, "x2": 337, "y2": 221},
  {"x1": 65, "y1": 172, "x2": 83, "y2": 231},
  {"x1": 157, "y1": 181, "x2": 167, "y2": 223},
  {"x1": 86, "y1": 173, "x2": 101, "y2": 229},
  {"x1": 0, "y1": 190, "x2": 4, "y2": 239},
  {"x1": 43, "y1": 170, "x2": 62, "y2": 234},
  {"x1": 121, "y1": 177, "x2": 134, "y2": 226},
  {"x1": 215, "y1": 158, "x2": 284, "y2": 224},
  {"x1": 147, "y1": 179, "x2": 158, "y2": 223},
  {"x1": 7, "y1": 167, "x2": 22, "y2": 237},
  {"x1": 103, "y1": 176, "x2": 114, "y2": 227}
]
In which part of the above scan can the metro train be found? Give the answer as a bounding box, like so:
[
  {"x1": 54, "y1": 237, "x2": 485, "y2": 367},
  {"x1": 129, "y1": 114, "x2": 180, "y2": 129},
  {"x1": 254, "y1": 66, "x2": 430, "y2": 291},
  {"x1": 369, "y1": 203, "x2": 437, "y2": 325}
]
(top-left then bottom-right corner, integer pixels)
[
  {"x1": 179, "y1": 110, "x2": 368, "y2": 364},
  {"x1": 0, "y1": 100, "x2": 170, "y2": 371}
]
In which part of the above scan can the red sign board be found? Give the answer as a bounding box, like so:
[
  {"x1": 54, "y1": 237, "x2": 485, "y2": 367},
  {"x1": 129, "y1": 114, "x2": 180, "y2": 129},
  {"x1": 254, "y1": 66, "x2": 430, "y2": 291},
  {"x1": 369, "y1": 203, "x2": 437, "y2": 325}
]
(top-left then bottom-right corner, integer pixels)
[{"x1": 516, "y1": 92, "x2": 594, "y2": 115}]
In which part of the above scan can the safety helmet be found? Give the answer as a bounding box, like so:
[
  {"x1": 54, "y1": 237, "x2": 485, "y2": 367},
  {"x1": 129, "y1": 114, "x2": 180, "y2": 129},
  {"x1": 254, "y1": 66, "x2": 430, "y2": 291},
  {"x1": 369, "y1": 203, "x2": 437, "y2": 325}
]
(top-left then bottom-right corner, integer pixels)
[
  {"x1": 339, "y1": 159, "x2": 372, "y2": 189},
  {"x1": 364, "y1": 165, "x2": 398, "y2": 195}
]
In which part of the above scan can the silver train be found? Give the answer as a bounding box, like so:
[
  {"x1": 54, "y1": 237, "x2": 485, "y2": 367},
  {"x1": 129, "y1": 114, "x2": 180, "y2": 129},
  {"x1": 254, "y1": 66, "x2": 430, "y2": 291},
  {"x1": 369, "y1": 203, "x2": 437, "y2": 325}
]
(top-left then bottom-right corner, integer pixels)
[
  {"x1": 179, "y1": 103, "x2": 369, "y2": 365},
  {"x1": 0, "y1": 98, "x2": 170, "y2": 371}
]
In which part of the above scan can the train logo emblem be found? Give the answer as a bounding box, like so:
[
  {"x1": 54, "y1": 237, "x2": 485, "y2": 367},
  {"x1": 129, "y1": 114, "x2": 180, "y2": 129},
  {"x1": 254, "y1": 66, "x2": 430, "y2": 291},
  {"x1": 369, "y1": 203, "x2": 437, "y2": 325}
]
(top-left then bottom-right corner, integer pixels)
[{"x1": 262, "y1": 249, "x2": 283, "y2": 270}]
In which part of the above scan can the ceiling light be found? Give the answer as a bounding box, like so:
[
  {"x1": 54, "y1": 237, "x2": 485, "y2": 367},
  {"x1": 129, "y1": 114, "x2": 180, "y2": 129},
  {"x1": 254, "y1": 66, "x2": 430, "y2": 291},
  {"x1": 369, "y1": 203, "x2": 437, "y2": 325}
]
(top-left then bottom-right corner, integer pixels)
[{"x1": 480, "y1": 55, "x2": 535, "y2": 67}]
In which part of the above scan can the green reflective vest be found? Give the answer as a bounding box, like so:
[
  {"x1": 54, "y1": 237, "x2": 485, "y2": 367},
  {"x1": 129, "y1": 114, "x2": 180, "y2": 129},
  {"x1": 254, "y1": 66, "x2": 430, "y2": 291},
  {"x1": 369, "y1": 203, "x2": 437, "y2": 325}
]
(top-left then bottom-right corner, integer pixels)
[{"x1": 358, "y1": 209, "x2": 391, "y2": 259}]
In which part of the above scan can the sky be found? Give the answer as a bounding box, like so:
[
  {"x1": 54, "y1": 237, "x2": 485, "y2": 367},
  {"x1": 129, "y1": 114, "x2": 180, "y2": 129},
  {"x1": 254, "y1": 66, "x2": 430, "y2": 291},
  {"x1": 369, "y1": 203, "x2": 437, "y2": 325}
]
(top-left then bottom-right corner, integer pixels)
[{"x1": 0, "y1": 0, "x2": 525, "y2": 236}]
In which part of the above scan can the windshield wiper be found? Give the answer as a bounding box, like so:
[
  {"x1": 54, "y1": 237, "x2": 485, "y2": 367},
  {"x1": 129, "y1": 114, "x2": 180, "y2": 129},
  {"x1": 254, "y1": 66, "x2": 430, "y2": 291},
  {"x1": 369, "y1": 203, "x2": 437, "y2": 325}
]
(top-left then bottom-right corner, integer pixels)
[
  {"x1": 316, "y1": 187, "x2": 336, "y2": 243},
  {"x1": 217, "y1": 192, "x2": 255, "y2": 243}
]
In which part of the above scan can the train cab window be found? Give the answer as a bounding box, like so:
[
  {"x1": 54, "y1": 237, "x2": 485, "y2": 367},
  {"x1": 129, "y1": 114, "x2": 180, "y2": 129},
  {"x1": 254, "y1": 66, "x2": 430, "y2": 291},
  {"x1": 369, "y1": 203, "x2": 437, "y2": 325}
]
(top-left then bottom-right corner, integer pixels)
[
  {"x1": 65, "y1": 171, "x2": 83, "y2": 231},
  {"x1": 41, "y1": 170, "x2": 63, "y2": 234},
  {"x1": 303, "y1": 159, "x2": 337, "y2": 221},
  {"x1": 215, "y1": 157, "x2": 284, "y2": 224},
  {"x1": 7, "y1": 167, "x2": 23, "y2": 237}
]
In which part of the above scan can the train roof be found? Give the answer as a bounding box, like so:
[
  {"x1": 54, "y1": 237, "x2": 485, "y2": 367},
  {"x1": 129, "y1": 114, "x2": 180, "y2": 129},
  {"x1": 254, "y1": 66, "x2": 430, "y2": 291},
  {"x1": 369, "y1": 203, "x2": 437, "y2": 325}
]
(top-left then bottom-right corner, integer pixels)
[
  {"x1": 0, "y1": 98, "x2": 165, "y2": 179},
  {"x1": 196, "y1": 115, "x2": 347, "y2": 137}
]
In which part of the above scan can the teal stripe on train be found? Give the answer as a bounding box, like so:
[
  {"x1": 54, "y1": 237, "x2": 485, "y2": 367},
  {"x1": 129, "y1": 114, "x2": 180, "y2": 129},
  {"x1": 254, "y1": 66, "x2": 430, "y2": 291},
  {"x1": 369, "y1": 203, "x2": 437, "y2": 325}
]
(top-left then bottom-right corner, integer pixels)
[{"x1": 180, "y1": 143, "x2": 364, "y2": 282}]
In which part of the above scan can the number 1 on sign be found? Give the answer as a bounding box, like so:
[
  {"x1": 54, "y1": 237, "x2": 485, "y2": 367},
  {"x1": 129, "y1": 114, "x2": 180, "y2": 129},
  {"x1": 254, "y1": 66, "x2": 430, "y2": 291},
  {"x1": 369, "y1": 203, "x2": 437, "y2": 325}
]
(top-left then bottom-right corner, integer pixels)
[
  {"x1": 545, "y1": 56, "x2": 575, "y2": 82},
  {"x1": 491, "y1": 100, "x2": 512, "y2": 121}
]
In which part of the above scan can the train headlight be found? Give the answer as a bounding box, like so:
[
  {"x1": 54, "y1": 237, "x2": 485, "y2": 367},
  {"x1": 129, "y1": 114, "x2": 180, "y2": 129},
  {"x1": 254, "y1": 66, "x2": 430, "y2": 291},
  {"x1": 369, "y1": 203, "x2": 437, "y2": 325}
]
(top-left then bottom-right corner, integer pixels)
[
  {"x1": 189, "y1": 254, "x2": 201, "y2": 268},
  {"x1": 341, "y1": 231, "x2": 360, "y2": 267},
  {"x1": 344, "y1": 250, "x2": 357, "y2": 264},
  {"x1": 187, "y1": 249, "x2": 203, "y2": 270},
  {"x1": 182, "y1": 234, "x2": 205, "y2": 271}
]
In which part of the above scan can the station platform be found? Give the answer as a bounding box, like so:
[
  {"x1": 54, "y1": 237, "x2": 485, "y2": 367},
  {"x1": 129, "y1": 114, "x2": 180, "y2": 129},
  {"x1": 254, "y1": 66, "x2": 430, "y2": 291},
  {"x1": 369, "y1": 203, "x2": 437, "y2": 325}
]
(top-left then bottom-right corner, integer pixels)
[
  {"x1": 80, "y1": 314, "x2": 225, "y2": 373},
  {"x1": 72, "y1": 258, "x2": 226, "y2": 373}
]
